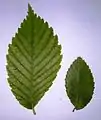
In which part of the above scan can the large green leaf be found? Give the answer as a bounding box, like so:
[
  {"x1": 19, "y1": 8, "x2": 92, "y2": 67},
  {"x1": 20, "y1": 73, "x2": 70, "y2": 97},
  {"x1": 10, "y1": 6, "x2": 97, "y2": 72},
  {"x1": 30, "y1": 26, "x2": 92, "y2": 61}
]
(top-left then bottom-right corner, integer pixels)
[
  {"x1": 65, "y1": 57, "x2": 94, "y2": 112},
  {"x1": 6, "y1": 4, "x2": 62, "y2": 114}
]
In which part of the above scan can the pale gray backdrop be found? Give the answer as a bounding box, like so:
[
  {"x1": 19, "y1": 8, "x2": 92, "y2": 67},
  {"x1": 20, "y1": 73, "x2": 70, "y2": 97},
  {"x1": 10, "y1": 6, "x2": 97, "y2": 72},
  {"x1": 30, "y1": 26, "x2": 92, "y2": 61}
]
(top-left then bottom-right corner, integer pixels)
[{"x1": 0, "y1": 0, "x2": 101, "y2": 120}]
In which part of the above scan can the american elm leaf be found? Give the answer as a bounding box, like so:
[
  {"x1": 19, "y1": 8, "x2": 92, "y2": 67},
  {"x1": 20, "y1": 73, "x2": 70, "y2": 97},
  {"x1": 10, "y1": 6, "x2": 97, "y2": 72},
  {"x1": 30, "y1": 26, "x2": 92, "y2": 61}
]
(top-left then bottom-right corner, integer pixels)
[
  {"x1": 6, "y1": 4, "x2": 62, "y2": 114},
  {"x1": 65, "y1": 57, "x2": 94, "y2": 111}
]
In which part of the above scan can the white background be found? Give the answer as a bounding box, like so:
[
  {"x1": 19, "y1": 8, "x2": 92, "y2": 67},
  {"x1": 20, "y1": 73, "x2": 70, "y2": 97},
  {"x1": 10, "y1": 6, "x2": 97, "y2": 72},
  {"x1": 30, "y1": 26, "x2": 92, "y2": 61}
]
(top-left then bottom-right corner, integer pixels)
[{"x1": 0, "y1": 0, "x2": 101, "y2": 120}]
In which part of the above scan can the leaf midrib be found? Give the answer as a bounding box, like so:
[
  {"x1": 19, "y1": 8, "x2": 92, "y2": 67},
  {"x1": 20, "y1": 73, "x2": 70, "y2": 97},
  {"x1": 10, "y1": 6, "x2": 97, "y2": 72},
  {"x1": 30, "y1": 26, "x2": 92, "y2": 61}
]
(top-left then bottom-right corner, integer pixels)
[{"x1": 29, "y1": 9, "x2": 35, "y2": 100}]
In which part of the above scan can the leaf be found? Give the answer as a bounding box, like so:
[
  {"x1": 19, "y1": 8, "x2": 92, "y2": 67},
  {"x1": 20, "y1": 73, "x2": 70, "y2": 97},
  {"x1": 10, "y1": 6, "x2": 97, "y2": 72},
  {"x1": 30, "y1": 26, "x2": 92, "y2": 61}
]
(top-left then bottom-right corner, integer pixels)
[
  {"x1": 65, "y1": 57, "x2": 94, "y2": 111},
  {"x1": 6, "y1": 4, "x2": 62, "y2": 114}
]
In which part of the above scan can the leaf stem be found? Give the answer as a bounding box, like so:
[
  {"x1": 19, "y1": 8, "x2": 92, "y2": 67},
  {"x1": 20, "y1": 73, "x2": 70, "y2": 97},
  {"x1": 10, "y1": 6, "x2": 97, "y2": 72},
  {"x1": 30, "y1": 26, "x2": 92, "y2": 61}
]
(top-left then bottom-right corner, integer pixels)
[
  {"x1": 72, "y1": 108, "x2": 76, "y2": 112},
  {"x1": 32, "y1": 104, "x2": 36, "y2": 115}
]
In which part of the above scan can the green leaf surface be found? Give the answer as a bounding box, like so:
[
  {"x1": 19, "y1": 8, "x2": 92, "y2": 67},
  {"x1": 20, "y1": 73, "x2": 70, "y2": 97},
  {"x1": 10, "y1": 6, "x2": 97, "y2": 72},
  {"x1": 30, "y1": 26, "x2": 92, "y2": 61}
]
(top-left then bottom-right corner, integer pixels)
[
  {"x1": 6, "y1": 4, "x2": 62, "y2": 114},
  {"x1": 65, "y1": 57, "x2": 94, "y2": 111}
]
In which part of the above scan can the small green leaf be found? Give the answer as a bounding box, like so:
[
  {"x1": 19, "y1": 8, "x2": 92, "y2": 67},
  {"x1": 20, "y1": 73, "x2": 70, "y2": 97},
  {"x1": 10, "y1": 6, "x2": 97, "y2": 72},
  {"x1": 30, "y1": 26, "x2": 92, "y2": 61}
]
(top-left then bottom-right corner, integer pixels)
[
  {"x1": 6, "y1": 4, "x2": 62, "y2": 114},
  {"x1": 65, "y1": 57, "x2": 94, "y2": 111}
]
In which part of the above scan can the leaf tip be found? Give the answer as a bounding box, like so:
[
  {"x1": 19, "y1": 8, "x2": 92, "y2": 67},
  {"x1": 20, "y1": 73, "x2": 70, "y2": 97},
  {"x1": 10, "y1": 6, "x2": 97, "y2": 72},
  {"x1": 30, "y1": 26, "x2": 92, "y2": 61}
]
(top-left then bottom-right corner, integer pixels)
[
  {"x1": 28, "y1": 3, "x2": 31, "y2": 9},
  {"x1": 28, "y1": 3, "x2": 33, "y2": 13}
]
